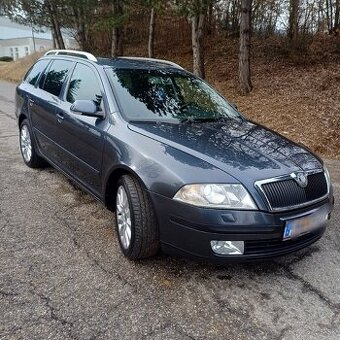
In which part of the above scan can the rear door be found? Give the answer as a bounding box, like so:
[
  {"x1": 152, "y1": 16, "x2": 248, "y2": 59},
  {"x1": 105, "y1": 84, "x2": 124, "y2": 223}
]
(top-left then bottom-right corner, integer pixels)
[
  {"x1": 16, "y1": 58, "x2": 50, "y2": 135},
  {"x1": 29, "y1": 59, "x2": 74, "y2": 163},
  {"x1": 53, "y1": 62, "x2": 108, "y2": 195}
]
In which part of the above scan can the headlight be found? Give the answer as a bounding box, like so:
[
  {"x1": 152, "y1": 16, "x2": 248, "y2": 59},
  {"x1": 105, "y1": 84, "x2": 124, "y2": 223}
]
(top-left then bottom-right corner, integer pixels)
[{"x1": 173, "y1": 184, "x2": 257, "y2": 210}]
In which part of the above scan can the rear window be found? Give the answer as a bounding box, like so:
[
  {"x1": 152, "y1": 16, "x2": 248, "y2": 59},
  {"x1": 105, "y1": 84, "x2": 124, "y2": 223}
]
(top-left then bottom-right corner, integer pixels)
[
  {"x1": 41, "y1": 59, "x2": 73, "y2": 97},
  {"x1": 23, "y1": 59, "x2": 49, "y2": 86}
]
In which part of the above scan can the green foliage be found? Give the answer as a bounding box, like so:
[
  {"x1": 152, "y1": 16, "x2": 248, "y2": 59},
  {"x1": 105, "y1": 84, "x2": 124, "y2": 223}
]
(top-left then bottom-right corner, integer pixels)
[{"x1": 0, "y1": 0, "x2": 46, "y2": 26}]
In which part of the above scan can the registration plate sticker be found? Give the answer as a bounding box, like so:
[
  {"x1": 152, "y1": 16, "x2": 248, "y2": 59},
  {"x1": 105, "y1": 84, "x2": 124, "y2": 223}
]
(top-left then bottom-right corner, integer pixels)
[{"x1": 283, "y1": 210, "x2": 329, "y2": 240}]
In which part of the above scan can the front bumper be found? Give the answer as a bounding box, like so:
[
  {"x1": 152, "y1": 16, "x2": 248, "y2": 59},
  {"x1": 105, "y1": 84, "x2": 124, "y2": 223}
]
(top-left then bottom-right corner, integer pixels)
[{"x1": 149, "y1": 192, "x2": 334, "y2": 262}]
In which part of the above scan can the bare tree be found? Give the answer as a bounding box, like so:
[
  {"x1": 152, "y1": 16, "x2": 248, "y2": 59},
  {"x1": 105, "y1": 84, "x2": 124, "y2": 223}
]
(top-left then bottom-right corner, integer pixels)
[
  {"x1": 191, "y1": 11, "x2": 206, "y2": 78},
  {"x1": 111, "y1": 0, "x2": 124, "y2": 57},
  {"x1": 326, "y1": 0, "x2": 332, "y2": 31},
  {"x1": 239, "y1": 0, "x2": 252, "y2": 95},
  {"x1": 335, "y1": 0, "x2": 340, "y2": 29},
  {"x1": 148, "y1": 7, "x2": 156, "y2": 58},
  {"x1": 288, "y1": 0, "x2": 299, "y2": 46}
]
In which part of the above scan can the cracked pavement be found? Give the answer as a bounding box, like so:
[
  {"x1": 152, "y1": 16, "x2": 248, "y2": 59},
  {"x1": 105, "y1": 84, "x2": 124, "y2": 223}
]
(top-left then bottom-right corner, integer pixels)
[{"x1": 0, "y1": 80, "x2": 340, "y2": 340}]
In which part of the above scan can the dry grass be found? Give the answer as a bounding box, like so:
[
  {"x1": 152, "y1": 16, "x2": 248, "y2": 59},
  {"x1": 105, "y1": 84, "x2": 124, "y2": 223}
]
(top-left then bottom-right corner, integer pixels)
[
  {"x1": 210, "y1": 59, "x2": 340, "y2": 160},
  {"x1": 0, "y1": 52, "x2": 43, "y2": 83},
  {"x1": 1, "y1": 42, "x2": 339, "y2": 159}
]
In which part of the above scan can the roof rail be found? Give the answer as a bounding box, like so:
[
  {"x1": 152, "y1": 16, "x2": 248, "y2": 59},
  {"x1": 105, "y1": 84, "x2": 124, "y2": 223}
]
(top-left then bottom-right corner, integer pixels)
[
  {"x1": 119, "y1": 56, "x2": 184, "y2": 70},
  {"x1": 44, "y1": 50, "x2": 97, "y2": 62}
]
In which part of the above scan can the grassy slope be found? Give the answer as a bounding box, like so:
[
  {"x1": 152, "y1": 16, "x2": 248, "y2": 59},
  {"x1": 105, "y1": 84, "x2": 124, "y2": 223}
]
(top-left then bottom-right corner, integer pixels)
[
  {"x1": 0, "y1": 53, "x2": 43, "y2": 83},
  {"x1": 1, "y1": 40, "x2": 339, "y2": 159}
]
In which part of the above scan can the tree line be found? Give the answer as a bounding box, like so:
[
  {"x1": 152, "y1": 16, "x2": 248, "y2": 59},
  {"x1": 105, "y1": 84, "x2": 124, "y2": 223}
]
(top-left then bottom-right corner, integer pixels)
[{"x1": 1, "y1": 0, "x2": 339, "y2": 95}]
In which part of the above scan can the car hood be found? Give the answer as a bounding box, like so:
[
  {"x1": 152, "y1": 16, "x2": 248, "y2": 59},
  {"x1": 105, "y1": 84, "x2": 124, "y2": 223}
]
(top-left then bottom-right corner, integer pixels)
[{"x1": 128, "y1": 119, "x2": 323, "y2": 184}]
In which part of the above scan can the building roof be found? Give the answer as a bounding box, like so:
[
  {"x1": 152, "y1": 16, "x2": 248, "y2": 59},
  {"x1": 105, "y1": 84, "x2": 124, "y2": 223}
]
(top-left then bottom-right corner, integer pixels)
[{"x1": 0, "y1": 16, "x2": 51, "y2": 40}]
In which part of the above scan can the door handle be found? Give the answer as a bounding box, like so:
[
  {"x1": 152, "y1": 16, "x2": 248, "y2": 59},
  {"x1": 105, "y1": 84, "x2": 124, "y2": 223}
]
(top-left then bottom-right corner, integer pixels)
[
  {"x1": 28, "y1": 99, "x2": 34, "y2": 107},
  {"x1": 56, "y1": 113, "x2": 64, "y2": 123}
]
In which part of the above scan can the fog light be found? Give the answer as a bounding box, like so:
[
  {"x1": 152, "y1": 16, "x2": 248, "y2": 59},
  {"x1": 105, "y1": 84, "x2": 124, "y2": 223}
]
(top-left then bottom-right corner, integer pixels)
[{"x1": 210, "y1": 240, "x2": 244, "y2": 255}]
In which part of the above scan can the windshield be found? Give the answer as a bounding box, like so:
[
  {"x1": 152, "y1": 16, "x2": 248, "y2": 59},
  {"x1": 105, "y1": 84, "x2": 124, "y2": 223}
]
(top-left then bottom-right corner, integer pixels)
[{"x1": 106, "y1": 69, "x2": 241, "y2": 122}]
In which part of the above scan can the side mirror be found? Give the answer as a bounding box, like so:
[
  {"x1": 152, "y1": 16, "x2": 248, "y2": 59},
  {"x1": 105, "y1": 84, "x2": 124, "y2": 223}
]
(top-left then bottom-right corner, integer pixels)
[{"x1": 70, "y1": 100, "x2": 104, "y2": 118}]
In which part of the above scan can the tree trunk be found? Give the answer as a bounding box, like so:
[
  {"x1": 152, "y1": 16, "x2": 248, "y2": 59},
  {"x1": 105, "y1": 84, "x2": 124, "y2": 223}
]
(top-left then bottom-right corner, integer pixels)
[
  {"x1": 50, "y1": 18, "x2": 59, "y2": 48},
  {"x1": 112, "y1": 27, "x2": 123, "y2": 56},
  {"x1": 288, "y1": 0, "x2": 299, "y2": 46},
  {"x1": 317, "y1": 0, "x2": 325, "y2": 32},
  {"x1": 207, "y1": 2, "x2": 213, "y2": 35},
  {"x1": 54, "y1": 19, "x2": 65, "y2": 49},
  {"x1": 77, "y1": 6, "x2": 87, "y2": 50},
  {"x1": 335, "y1": 0, "x2": 340, "y2": 29},
  {"x1": 148, "y1": 8, "x2": 156, "y2": 58},
  {"x1": 326, "y1": 0, "x2": 332, "y2": 31},
  {"x1": 191, "y1": 13, "x2": 205, "y2": 79},
  {"x1": 47, "y1": 1, "x2": 65, "y2": 49},
  {"x1": 51, "y1": 28, "x2": 57, "y2": 49},
  {"x1": 330, "y1": 0, "x2": 334, "y2": 30},
  {"x1": 111, "y1": 1, "x2": 124, "y2": 57},
  {"x1": 239, "y1": 0, "x2": 252, "y2": 95},
  {"x1": 231, "y1": 0, "x2": 239, "y2": 34}
]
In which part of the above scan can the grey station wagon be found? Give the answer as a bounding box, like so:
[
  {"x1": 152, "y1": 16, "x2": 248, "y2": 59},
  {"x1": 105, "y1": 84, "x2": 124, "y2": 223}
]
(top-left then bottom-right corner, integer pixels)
[{"x1": 16, "y1": 49, "x2": 334, "y2": 262}]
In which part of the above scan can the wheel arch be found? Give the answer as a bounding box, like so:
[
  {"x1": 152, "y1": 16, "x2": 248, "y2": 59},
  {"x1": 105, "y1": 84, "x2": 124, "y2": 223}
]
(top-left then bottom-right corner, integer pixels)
[
  {"x1": 18, "y1": 113, "x2": 28, "y2": 127},
  {"x1": 103, "y1": 165, "x2": 149, "y2": 211}
]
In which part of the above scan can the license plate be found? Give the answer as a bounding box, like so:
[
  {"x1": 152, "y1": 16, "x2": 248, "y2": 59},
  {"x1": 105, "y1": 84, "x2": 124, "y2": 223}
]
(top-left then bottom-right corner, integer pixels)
[{"x1": 283, "y1": 210, "x2": 329, "y2": 240}]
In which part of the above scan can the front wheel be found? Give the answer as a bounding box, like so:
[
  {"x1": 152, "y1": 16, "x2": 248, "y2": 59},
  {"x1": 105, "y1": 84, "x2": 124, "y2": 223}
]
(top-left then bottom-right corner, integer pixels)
[
  {"x1": 115, "y1": 175, "x2": 159, "y2": 260},
  {"x1": 19, "y1": 119, "x2": 44, "y2": 168}
]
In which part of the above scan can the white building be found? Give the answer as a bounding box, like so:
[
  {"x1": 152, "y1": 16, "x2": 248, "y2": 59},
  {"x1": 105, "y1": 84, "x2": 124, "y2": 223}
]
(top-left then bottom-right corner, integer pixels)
[
  {"x1": 0, "y1": 16, "x2": 75, "y2": 60},
  {"x1": 0, "y1": 37, "x2": 53, "y2": 60}
]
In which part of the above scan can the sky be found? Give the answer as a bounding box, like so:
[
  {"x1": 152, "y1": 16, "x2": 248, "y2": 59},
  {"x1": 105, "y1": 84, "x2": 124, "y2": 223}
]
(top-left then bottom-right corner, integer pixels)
[{"x1": 0, "y1": 16, "x2": 52, "y2": 40}]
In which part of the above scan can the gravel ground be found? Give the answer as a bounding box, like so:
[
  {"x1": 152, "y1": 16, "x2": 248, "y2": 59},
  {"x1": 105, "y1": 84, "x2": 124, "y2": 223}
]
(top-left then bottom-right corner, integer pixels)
[{"x1": 0, "y1": 80, "x2": 340, "y2": 340}]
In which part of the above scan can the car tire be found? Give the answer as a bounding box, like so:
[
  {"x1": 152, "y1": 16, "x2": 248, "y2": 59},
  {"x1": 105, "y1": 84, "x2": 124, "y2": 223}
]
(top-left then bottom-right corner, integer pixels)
[
  {"x1": 115, "y1": 175, "x2": 159, "y2": 260},
  {"x1": 19, "y1": 119, "x2": 45, "y2": 168}
]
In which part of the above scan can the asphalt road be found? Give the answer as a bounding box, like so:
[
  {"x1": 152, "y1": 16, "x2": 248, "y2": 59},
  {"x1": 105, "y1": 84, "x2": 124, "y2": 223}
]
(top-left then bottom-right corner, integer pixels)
[{"x1": 1, "y1": 79, "x2": 340, "y2": 340}]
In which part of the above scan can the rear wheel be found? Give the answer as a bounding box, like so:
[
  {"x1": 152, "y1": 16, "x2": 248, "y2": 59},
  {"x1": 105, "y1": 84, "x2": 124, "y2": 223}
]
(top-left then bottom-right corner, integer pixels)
[
  {"x1": 115, "y1": 175, "x2": 159, "y2": 260},
  {"x1": 19, "y1": 119, "x2": 44, "y2": 168}
]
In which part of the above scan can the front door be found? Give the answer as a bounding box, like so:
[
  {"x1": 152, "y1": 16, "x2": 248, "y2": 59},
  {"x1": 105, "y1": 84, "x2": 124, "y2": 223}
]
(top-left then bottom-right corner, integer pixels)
[{"x1": 53, "y1": 62, "x2": 108, "y2": 195}]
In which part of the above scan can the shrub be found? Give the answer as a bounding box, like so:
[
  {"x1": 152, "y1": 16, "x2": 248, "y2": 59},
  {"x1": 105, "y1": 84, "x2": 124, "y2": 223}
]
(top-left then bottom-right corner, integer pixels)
[{"x1": 0, "y1": 56, "x2": 13, "y2": 62}]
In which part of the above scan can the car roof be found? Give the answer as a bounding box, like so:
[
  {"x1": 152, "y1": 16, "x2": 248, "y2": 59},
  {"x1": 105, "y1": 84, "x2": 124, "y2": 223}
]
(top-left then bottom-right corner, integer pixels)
[
  {"x1": 97, "y1": 57, "x2": 184, "y2": 71},
  {"x1": 43, "y1": 50, "x2": 184, "y2": 72}
]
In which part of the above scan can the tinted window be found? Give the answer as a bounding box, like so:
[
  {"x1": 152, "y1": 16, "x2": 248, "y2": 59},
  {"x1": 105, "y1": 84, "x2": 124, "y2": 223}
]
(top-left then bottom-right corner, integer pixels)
[
  {"x1": 107, "y1": 69, "x2": 240, "y2": 122},
  {"x1": 42, "y1": 60, "x2": 73, "y2": 97},
  {"x1": 24, "y1": 59, "x2": 49, "y2": 86},
  {"x1": 66, "y1": 63, "x2": 102, "y2": 108}
]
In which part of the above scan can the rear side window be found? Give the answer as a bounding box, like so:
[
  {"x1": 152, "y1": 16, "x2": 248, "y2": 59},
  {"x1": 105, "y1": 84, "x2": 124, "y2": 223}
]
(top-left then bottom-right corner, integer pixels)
[
  {"x1": 41, "y1": 59, "x2": 73, "y2": 97},
  {"x1": 24, "y1": 59, "x2": 49, "y2": 86},
  {"x1": 66, "y1": 63, "x2": 103, "y2": 109}
]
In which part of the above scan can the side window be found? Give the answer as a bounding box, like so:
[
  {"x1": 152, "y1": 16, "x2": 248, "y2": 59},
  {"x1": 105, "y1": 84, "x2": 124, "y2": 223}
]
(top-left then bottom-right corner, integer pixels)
[
  {"x1": 66, "y1": 63, "x2": 103, "y2": 109},
  {"x1": 41, "y1": 60, "x2": 73, "y2": 97},
  {"x1": 23, "y1": 59, "x2": 49, "y2": 86}
]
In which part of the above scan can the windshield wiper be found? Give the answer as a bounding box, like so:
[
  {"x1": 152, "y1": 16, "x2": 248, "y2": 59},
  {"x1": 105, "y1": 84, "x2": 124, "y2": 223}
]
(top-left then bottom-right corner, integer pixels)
[
  {"x1": 179, "y1": 117, "x2": 226, "y2": 124},
  {"x1": 179, "y1": 117, "x2": 217, "y2": 124}
]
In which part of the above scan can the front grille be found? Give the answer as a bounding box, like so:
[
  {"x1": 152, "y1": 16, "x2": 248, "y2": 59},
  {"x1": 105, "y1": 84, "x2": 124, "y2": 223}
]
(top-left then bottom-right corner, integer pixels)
[
  {"x1": 245, "y1": 229, "x2": 324, "y2": 255},
  {"x1": 260, "y1": 172, "x2": 328, "y2": 210}
]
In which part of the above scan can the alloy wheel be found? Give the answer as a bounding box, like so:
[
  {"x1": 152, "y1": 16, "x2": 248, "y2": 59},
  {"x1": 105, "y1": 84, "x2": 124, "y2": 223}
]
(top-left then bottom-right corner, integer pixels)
[
  {"x1": 116, "y1": 185, "x2": 132, "y2": 249},
  {"x1": 20, "y1": 125, "x2": 32, "y2": 163}
]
